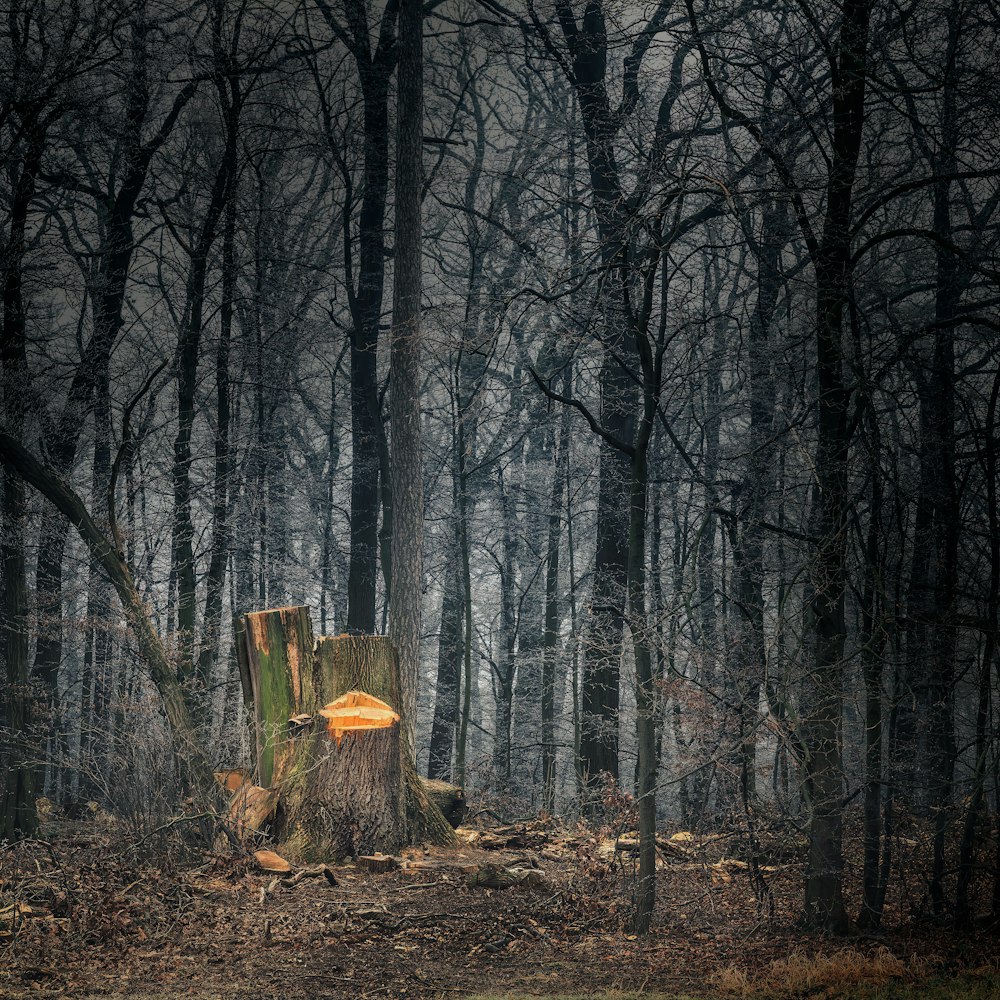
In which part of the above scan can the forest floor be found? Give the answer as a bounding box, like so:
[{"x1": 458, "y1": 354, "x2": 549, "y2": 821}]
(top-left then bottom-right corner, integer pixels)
[{"x1": 1, "y1": 810, "x2": 998, "y2": 999}]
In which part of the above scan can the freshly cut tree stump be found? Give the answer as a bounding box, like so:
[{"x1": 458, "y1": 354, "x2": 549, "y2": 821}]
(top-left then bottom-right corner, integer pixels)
[
  {"x1": 236, "y1": 609, "x2": 455, "y2": 861},
  {"x1": 316, "y1": 636, "x2": 457, "y2": 847}
]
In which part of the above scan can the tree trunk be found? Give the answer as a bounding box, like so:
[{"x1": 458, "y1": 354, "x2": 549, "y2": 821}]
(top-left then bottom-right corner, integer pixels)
[
  {"x1": 859, "y1": 430, "x2": 887, "y2": 928},
  {"x1": 281, "y1": 691, "x2": 404, "y2": 862},
  {"x1": 427, "y1": 529, "x2": 462, "y2": 781},
  {"x1": 389, "y1": 0, "x2": 424, "y2": 756},
  {"x1": 1, "y1": 121, "x2": 43, "y2": 838},
  {"x1": 197, "y1": 186, "x2": 237, "y2": 688},
  {"x1": 956, "y1": 367, "x2": 1000, "y2": 925},
  {"x1": 238, "y1": 607, "x2": 321, "y2": 788},
  {"x1": 317, "y1": 634, "x2": 454, "y2": 846},
  {"x1": 541, "y1": 391, "x2": 570, "y2": 813},
  {"x1": 580, "y1": 374, "x2": 629, "y2": 787}
]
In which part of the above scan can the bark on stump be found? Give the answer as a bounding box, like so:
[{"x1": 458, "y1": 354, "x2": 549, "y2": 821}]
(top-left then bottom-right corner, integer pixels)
[
  {"x1": 316, "y1": 635, "x2": 457, "y2": 846},
  {"x1": 280, "y1": 691, "x2": 404, "y2": 861},
  {"x1": 237, "y1": 606, "x2": 320, "y2": 787}
]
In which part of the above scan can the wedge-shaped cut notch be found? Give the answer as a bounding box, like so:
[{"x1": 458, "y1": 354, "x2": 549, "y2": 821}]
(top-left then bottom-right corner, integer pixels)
[{"x1": 318, "y1": 690, "x2": 399, "y2": 743}]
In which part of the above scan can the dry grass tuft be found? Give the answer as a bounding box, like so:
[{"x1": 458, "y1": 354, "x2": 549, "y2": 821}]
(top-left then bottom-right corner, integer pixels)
[{"x1": 711, "y1": 946, "x2": 935, "y2": 997}]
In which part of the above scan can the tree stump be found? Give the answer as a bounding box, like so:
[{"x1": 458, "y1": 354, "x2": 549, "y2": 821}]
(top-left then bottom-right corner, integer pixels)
[
  {"x1": 279, "y1": 691, "x2": 405, "y2": 861},
  {"x1": 317, "y1": 635, "x2": 457, "y2": 846},
  {"x1": 235, "y1": 612, "x2": 454, "y2": 860},
  {"x1": 237, "y1": 606, "x2": 320, "y2": 786}
]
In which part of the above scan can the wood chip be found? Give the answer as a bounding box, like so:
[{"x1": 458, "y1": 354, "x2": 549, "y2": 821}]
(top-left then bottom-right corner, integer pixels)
[
  {"x1": 254, "y1": 849, "x2": 292, "y2": 873},
  {"x1": 356, "y1": 853, "x2": 400, "y2": 873}
]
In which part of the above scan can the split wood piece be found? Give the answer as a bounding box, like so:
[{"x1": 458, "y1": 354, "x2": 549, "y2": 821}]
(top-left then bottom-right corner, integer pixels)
[
  {"x1": 237, "y1": 607, "x2": 320, "y2": 787},
  {"x1": 356, "y1": 853, "x2": 400, "y2": 874},
  {"x1": 228, "y1": 783, "x2": 279, "y2": 838},
  {"x1": 254, "y1": 849, "x2": 292, "y2": 873},
  {"x1": 484, "y1": 824, "x2": 548, "y2": 849},
  {"x1": 615, "y1": 832, "x2": 695, "y2": 858},
  {"x1": 288, "y1": 713, "x2": 312, "y2": 733}
]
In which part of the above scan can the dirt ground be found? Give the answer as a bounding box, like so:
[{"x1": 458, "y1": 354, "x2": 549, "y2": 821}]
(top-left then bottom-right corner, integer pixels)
[{"x1": 2, "y1": 816, "x2": 998, "y2": 999}]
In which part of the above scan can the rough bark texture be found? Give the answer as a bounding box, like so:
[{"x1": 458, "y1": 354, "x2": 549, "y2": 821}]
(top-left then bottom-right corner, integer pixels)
[
  {"x1": 238, "y1": 607, "x2": 321, "y2": 788},
  {"x1": 389, "y1": 0, "x2": 424, "y2": 756},
  {"x1": 239, "y1": 624, "x2": 405, "y2": 859},
  {"x1": 317, "y1": 635, "x2": 456, "y2": 847},
  {"x1": 280, "y1": 705, "x2": 404, "y2": 863}
]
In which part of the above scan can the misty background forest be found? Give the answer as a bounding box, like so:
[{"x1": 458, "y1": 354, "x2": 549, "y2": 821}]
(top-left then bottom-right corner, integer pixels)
[{"x1": 3, "y1": 0, "x2": 1000, "y2": 972}]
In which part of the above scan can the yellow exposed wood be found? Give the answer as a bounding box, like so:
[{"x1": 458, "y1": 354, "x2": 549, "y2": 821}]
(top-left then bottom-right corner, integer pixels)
[
  {"x1": 317, "y1": 690, "x2": 399, "y2": 743},
  {"x1": 214, "y1": 769, "x2": 247, "y2": 793},
  {"x1": 228, "y1": 783, "x2": 279, "y2": 837},
  {"x1": 254, "y1": 849, "x2": 292, "y2": 873}
]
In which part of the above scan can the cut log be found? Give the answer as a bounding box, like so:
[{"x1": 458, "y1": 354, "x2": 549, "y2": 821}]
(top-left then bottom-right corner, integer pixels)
[
  {"x1": 228, "y1": 783, "x2": 279, "y2": 837},
  {"x1": 421, "y1": 778, "x2": 466, "y2": 828},
  {"x1": 356, "y1": 853, "x2": 400, "y2": 873}
]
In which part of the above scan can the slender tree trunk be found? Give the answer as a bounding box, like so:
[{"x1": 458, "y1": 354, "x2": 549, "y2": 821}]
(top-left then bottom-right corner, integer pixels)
[
  {"x1": 172, "y1": 117, "x2": 237, "y2": 682},
  {"x1": 801, "y1": 0, "x2": 871, "y2": 933},
  {"x1": 197, "y1": 188, "x2": 237, "y2": 686},
  {"x1": 628, "y1": 440, "x2": 656, "y2": 933},
  {"x1": 427, "y1": 526, "x2": 462, "y2": 781},
  {"x1": 580, "y1": 365, "x2": 630, "y2": 787},
  {"x1": 542, "y1": 388, "x2": 570, "y2": 813},
  {"x1": 1, "y1": 121, "x2": 43, "y2": 838},
  {"x1": 859, "y1": 429, "x2": 887, "y2": 928},
  {"x1": 455, "y1": 415, "x2": 474, "y2": 786},
  {"x1": 346, "y1": 66, "x2": 391, "y2": 634},
  {"x1": 956, "y1": 368, "x2": 1000, "y2": 925}
]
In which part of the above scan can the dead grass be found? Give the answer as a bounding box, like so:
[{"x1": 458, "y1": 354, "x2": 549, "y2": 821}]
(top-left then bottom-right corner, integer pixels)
[
  {"x1": 468, "y1": 968, "x2": 1000, "y2": 1000},
  {"x1": 710, "y1": 945, "x2": 934, "y2": 997}
]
